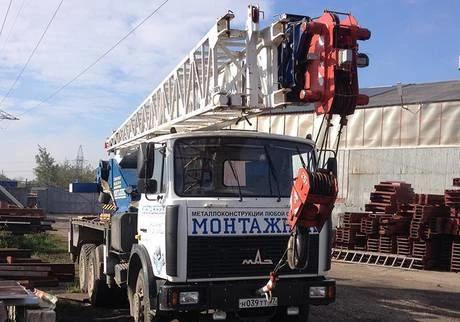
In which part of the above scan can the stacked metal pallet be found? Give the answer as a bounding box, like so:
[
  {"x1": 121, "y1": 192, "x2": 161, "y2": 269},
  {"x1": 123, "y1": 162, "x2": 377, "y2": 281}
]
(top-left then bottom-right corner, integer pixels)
[
  {"x1": 409, "y1": 204, "x2": 449, "y2": 240},
  {"x1": 333, "y1": 179, "x2": 460, "y2": 271},
  {"x1": 445, "y1": 178, "x2": 460, "y2": 272},
  {"x1": 452, "y1": 239, "x2": 460, "y2": 272},
  {"x1": 365, "y1": 181, "x2": 415, "y2": 213},
  {"x1": 365, "y1": 182, "x2": 414, "y2": 253},
  {"x1": 396, "y1": 236, "x2": 412, "y2": 256},
  {"x1": 411, "y1": 238, "x2": 442, "y2": 270},
  {"x1": 335, "y1": 212, "x2": 367, "y2": 249}
]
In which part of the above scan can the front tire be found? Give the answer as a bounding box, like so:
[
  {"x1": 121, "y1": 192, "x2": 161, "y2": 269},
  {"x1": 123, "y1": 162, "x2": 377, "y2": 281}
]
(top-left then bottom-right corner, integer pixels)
[{"x1": 130, "y1": 268, "x2": 153, "y2": 322}]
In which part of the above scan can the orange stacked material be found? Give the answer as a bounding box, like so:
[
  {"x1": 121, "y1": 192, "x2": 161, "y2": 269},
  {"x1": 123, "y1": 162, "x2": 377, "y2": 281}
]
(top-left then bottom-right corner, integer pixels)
[
  {"x1": 396, "y1": 236, "x2": 412, "y2": 256},
  {"x1": 366, "y1": 236, "x2": 379, "y2": 252},
  {"x1": 414, "y1": 193, "x2": 445, "y2": 206},
  {"x1": 411, "y1": 239, "x2": 442, "y2": 270},
  {"x1": 446, "y1": 179, "x2": 460, "y2": 271},
  {"x1": 445, "y1": 182, "x2": 460, "y2": 237},
  {"x1": 335, "y1": 212, "x2": 368, "y2": 249},
  {"x1": 379, "y1": 215, "x2": 411, "y2": 236},
  {"x1": 365, "y1": 181, "x2": 415, "y2": 213},
  {"x1": 332, "y1": 178, "x2": 460, "y2": 271},
  {"x1": 379, "y1": 236, "x2": 395, "y2": 253},
  {"x1": 409, "y1": 205, "x2": 449, "y2": 240}
]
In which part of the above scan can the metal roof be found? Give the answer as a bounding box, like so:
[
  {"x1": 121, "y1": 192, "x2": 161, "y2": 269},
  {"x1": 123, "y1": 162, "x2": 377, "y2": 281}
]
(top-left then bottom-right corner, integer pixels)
[
  {"x1": 365, "y1": 80, "x2": 460, "y2": 108},
  {"x1": 263, "y1": 80, "x2": 460, "y2": 115}
]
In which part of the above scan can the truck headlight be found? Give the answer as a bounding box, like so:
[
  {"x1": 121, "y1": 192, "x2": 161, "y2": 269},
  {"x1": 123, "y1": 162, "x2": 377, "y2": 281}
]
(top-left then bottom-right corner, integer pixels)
[
  {"x1": 309, "y1": 286, "x2": 326, "y2": 298},
  {"x1": 179, "y1": 291, "x2": 199, "y2": 305}
]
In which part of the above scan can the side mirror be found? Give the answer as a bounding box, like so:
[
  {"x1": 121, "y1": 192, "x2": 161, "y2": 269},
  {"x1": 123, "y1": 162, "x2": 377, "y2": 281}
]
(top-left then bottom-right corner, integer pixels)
[
  {"x1": 137, "y1": 178, "x2": 158, "y2": 194},
  {"x1": 137, "y1": 142, "x2": 155, "y2": 179},
  {"x1": 326, "y1": 157, "x2": 337, "y2": 177}
]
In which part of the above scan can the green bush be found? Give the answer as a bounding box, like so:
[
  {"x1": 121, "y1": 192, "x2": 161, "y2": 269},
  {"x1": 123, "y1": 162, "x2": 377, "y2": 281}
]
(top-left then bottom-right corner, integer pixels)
[{"x1": 0, "y1": 231, "x2": 68, "y2": 263}]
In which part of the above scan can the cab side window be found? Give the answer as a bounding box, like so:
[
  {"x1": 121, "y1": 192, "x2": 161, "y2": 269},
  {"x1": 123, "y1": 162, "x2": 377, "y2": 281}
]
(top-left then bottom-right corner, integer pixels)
[{"x1": 153, "y1": 147, "x2": 166, "y2": 193}]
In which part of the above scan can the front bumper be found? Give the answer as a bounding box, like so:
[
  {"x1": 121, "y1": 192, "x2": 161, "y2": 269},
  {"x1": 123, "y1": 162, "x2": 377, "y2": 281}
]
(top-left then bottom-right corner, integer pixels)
[{"x1": 157, "y1": 277, "x2": 335, "y2": 313}]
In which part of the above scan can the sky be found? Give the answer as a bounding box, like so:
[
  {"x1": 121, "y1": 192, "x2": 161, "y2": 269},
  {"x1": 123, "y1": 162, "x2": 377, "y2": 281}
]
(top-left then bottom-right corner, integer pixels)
[{"x1": 0, "y1": 0, "x2": 458, "y2": 180}]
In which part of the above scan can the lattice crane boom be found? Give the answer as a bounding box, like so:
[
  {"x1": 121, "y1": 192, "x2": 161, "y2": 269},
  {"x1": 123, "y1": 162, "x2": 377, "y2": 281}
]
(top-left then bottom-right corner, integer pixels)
[{"x1": 105, "y1": 7, "x2": 290, "y2": 152}]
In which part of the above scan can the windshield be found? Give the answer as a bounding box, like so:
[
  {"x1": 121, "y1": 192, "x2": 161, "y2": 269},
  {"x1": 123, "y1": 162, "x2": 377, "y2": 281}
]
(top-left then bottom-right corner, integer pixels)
[{"x1": 174, "y1": 136, "x2": 315, "y2": 198}]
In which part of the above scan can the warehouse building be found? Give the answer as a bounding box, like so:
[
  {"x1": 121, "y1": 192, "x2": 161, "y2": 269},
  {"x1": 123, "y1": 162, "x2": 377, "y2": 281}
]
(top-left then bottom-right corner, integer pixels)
[{"x1": 232, "y1": 80, "x2": 460, "y2": 219}]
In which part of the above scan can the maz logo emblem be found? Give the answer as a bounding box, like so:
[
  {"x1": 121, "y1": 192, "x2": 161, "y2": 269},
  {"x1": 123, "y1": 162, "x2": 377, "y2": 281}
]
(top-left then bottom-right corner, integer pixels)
[{"x1": 242, "y1": 249, "x2": 273, "y2": 265}]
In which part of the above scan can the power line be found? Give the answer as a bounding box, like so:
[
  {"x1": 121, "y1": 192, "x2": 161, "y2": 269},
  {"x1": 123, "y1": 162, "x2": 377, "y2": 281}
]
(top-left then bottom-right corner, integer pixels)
[
  {"x1": 0, "y1": 0, "x2": 13, "y2": 38},
  {"x1": 0, "y1": 0, "x2": 27, "y2": 53},
  {"x1": 16, "y1": 0, "x2": 169, "y2": 118},
  {"x1": 0, "y1": 0, "x2": 65, "y2": 109}
]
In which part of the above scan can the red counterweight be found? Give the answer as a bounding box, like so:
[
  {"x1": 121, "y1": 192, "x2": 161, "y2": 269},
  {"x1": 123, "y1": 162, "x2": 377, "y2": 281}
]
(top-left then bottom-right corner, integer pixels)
[
  {"x1": 287, "y1": 167, "x2": 337, "y2": 232},
  {"x1": 299, "y1": 11, "x2": 371, "y2": 116}
]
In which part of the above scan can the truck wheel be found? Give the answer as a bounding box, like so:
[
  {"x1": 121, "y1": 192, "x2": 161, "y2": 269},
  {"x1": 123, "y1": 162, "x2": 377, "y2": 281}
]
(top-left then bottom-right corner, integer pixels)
[
  {"x1": 78, "y1": 244, "x2": 95, "y2": 293},
  {"x1": 270, "y1": 305, "x2": 310, "y2": 322},
  {"x1": 130, "y1": 268, "x2": 168, "y2": 322},
  {"x1": 131, "y1": 268, "x2": 151, "y2": 322},
  {"x1": 87, "y1": 247, "x2": 110, "y2": 306}
]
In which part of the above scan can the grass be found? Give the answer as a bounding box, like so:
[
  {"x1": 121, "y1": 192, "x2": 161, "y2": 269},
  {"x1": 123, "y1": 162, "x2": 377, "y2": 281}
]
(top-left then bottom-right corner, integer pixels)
[{"x1": 0, "y1": 230, "x2": 70, "y2": 263}]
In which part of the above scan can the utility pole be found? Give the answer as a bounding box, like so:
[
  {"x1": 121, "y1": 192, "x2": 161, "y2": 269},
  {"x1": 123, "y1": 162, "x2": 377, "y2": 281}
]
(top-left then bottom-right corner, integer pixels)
[
  {"x1": 0, "y1": 109, "x2": 18, "y2": 120},
  {"x1": 75, "y1": 145, "x2": 84, "y2": 178}
]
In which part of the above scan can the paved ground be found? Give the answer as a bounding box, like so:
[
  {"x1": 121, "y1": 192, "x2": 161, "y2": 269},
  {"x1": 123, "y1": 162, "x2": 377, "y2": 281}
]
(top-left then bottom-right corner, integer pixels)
[
  {"x1": 53, "y1": 262, "x2": 460, "y2": 322},
  {"x1": 311, "y1": 263, "x2": 460, "y2": 322}
]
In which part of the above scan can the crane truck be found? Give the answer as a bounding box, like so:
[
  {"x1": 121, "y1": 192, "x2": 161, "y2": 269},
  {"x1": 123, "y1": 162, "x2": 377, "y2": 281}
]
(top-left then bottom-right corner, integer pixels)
[{"x1": 68, "y1": 5, "x2": 370, "y2": 322}]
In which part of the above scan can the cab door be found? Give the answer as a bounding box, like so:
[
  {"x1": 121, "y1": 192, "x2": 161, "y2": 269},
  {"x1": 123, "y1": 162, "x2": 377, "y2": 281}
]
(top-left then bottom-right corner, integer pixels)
[{"x1": 137, "y1": 145, "x2": 168, "y2": 279}]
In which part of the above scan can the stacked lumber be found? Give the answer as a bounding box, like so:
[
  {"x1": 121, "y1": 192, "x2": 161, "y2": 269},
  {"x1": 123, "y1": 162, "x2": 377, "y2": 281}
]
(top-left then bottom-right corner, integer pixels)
[
  {"x1": 0, "y1": 248, "x2": 74, "y2": 288},
  {"x1": 0, "y1": 208, "x2": 54, "y2": 234}
]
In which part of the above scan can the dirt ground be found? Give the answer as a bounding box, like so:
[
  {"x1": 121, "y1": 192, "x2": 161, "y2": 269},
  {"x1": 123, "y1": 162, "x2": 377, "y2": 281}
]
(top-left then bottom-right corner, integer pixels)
[{"x1": 48, "y1": 214, "x2": 460, "y2": 322}]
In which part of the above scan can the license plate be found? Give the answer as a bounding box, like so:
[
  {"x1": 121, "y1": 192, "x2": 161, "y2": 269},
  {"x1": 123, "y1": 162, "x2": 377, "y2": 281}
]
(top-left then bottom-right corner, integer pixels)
[{"x1": 238, "y1": 297, "x2": 278, "y2": 309}]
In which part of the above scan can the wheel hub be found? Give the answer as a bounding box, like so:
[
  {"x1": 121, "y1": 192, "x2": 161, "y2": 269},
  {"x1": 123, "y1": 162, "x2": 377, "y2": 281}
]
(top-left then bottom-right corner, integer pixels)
[{"x1": 133, "y1": 292, "x2": 143, "y2": 321}]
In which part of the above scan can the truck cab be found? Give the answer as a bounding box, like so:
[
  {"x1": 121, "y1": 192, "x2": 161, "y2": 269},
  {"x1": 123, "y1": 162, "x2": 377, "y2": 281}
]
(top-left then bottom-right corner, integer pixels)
[{"x1": 127, "y1": 130, "x2": 335, "y2": 321}]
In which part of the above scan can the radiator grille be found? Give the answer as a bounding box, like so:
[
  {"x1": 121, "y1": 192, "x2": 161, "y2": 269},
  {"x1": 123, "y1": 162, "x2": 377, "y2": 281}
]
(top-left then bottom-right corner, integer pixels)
[{"x1": 187, "y1": 235, "x2": 319, "y2": 279}]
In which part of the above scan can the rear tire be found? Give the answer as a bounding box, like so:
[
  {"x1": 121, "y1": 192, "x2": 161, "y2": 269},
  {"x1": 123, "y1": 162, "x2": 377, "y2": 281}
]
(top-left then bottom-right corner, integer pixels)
[
  {"x1": 78, "y1": 244, "x2": 95, "y2": 293},
  {"x1": 270, "y1": 305, "x2": 310, "y2": 322},
  {"x1": 87, "y1": 247, "x2": 111, "y2": 306}
]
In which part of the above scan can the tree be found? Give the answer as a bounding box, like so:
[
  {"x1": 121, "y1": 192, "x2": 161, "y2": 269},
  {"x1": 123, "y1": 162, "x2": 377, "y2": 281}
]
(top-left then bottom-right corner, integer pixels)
[
  {"x1": 34, "y1": 145, "x2": 95, "y2": 190},
  {"x1": 34, "y1": 145, "x2": 59, "y2": 186},
  {"x1": 0, "y1": 173, "x2": 11, "y2": 181}
]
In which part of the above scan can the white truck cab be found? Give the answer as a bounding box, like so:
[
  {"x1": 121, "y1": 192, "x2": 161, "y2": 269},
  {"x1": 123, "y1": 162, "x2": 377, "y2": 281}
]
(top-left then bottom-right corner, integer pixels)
[{"x1": 126, "y1": 130, "x2": 335, "y2": 321}]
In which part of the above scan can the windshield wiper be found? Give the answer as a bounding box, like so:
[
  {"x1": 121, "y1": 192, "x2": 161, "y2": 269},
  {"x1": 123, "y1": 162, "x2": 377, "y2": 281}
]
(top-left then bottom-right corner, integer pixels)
[
  {"x1": 227, "y1": 160, "x2": 243, "y2": 202},
  {"x1": 264, "y1": 145, "x2": 281, "y2": 202},
  {"x1": 296, "y1": 146, "x2": 311, "y2": 170}
]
